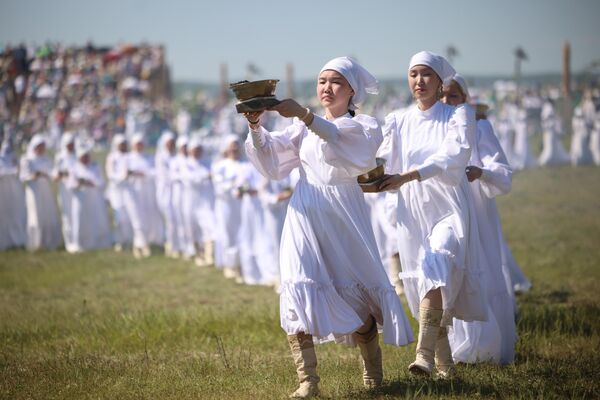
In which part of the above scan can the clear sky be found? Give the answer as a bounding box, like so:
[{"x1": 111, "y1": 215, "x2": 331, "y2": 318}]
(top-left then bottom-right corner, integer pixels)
[{"x1": 1, "y1": 0, "x2": 599, "y2": 83}]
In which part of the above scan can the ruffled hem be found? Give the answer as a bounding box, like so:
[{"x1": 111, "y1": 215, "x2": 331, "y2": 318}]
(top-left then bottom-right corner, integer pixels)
[
  {"x1": 280, "y1": 279, "x2": 413, "y2": 347},
  {"x1": 400, "y1": 249, "x2": 484, "y2": 325}
]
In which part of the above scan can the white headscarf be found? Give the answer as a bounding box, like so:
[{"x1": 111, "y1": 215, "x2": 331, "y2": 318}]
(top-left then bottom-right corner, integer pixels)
[
  {"x1": 58, "y1": 131, "x2": 76, "y2": 158},
  {"x1": 76, "y1": 138, "x2": 93, "y2": 158},
  {"x1": 452, "y1": 73, "x2": 471, "y2": 102},
  {"x1": 157, "y1": 130, "x2": 175, "y2": 154},
  {"x1": 408, "y1": 51, "x2": 456, "y2": 87},
  {"x1": 111, "y1": 134, "x2": 127, "y2": 152},
  {"x1": 188, "y1": 136, "x2": 202, "y2": 150},
  {"x1": 131, "y1": 133, "x2": 145, "y2": 147},
  {"x1": 176, "y1": 135, "x2": 188, "y2": 150},
  {"x1": 319, "y1": 56, "x2": 379, "y2": 110},
  {"x1": 220, "y1": 134, "x2": 240, "y2": 154},
  {"x1": 26, "y1": 134, "x2": 47, "y2": 159}
]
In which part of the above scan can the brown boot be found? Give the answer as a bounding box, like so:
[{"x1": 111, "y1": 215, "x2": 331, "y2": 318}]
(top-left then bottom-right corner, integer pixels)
[
  {"x1": 389, "y1": 254, "x2": 404, "y2": 296},
  {"x1": 287, "y1": 332, "x2": 320, "y2": 399},
  {"x1": 353, "y1": 316, "x2": 383, "y2": 389},
  {"x1": 408, "y1": 306, "x2": 443, "y2": 376},
  {"x1": 203, "y1": 240, "x2": 215, "y2": 266},
  {"x1": 434, "y1": 326, "x2": 454, "y2": 378}
]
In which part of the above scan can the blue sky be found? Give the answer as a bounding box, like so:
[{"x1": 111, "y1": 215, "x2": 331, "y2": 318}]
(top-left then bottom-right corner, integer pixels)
[{"x1": 1, "y1": 0, "x2": 599, "y2": 83}]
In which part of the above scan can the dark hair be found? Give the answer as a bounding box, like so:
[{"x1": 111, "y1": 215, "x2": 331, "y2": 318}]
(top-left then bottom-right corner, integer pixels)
[{"x1": 348, "y1": 109, "x2": 356, "y2": 117}]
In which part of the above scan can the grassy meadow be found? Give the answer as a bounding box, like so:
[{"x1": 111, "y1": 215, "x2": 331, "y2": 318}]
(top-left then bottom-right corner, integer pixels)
[{"x1": 1, "y1": 166, "x2": 600, "y2": 399}]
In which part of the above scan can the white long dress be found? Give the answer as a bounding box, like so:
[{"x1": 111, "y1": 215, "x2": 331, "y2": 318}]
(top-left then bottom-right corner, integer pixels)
[
  {"x1": 68, "y1": 160, "x2": 112, "y2": 251},
  {"x1": 260, "y1": 169, "x2": 300, "y2": 282},
  {"x1": 20, "y1": 154, "x2": 62, "y2": 250},
  {"x1": 378, "y1": 102, "x2": 486, "y2": 325},
  {"x1": 53, "y1": 150, "x2": 77, "y2": 251},
  {"x1": 155, "y1": 145, "x2": 176, "y2": 251},
  {"x1": 105, "y1": 150, "x2": 133, "y2": 247},
  {"x1": 169, "y1": 153, "x2": 190, "y2": 255},
  {"x1": 570, "y1": 108, "x2": 594, "y2": 166},
  {"x1": 245, "y1": 113, "x2": 413, "y2": 346},
  {"x1": 511, "y1": 109, "x2": 537, "y2": 170},
  {"x1": 211, "y1": 157, "x2": 243, "y2": 270},
  {"x1": 124, "y1": 151, "x2": 164, "y2": 248},
  {"x1": 236, "y1": 161, "x2": 276, "y2": 285},
  {"x1": 449, "y1": 118, "x2": 517, "y2": 364},
  {"x1": 364, "y1": 191, "x2": 398, "y2": 281},
  {"x1": 0, "y1": 152, "x2": 27, "y2": 250},
  {"x1": 182, "y1": 156, "x2": 216, "y2": 257},
  {"x1": 539, "y1": 101, "x2": 570, "y2": 166}
]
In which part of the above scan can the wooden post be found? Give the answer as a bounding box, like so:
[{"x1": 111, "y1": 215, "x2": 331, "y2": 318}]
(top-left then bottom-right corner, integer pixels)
[{"x1": 562, "y1": 42, "x2": 573, "y2": 136}]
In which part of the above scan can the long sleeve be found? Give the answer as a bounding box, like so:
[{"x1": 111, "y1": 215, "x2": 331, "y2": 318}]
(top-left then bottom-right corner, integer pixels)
[
  {"x1": 19, "y1": 158, "x2": 35, "y2": 182},
  {"x1": 378, "y1": 112, "x2": 404, "y2": 176},
  {"x1": 310, "y1": 114, "x2": 382, "y2": 176},
  {"x1": 245, "y1": 121, "x2": 304, "y2": 180},
  {"x1": 105, "y1": 154, "x2": 128, "y2": 184},
  {"x1": 476, "y1": 119, "x2": 513, "y2": 197},
  {"x1": 415, "y1": 104, "x2": 474, "y2": 186}
]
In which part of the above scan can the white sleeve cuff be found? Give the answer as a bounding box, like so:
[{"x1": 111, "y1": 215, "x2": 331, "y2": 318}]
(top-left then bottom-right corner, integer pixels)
[
  {"x1": 249, "y1": 127, "x2": 266, "y2": 148},
  {"x1": 416, "y1": 162, "x2": 440, "y2": 181},
  {"x1": 308, "y1": 115, "x2": 339, "y2": 142}
]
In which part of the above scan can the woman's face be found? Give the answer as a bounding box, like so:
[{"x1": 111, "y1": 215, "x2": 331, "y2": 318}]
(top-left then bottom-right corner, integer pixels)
[
  {"x1": 34, "y1": 143, "x2": 46, "y2": 156},
  {"x1": 134, "y1": 142, "x2": 144, "y2": 152},
  {"x1": 117, "y1": 142, "x2": 128, "y2": 152},
  {"x1": 317, "y1": 70, "x2": 355, "y2": 112},
  {"x1": 442, "y1": 80, "x2": 467, "y2": 106},
  {"x1": 166, "y1": 139, "x2": 175, "y2": 155},
  {"x1": 226, "y1": 141, "x2": 240, "y2": 160},
  {"x1": 79, "y1": 153, "x2": 91, "y2": 165},
  {"x1": 408, "y1": 65, "x2": 442, "y2": 104},
  {"x1": 191, "y1": 146, "x2": 202, "y2": 159}
]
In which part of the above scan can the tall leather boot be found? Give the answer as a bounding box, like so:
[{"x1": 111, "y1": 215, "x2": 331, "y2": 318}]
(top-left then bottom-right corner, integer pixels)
[
  {"x1": 408, "y1": 306, "x2": 443, "y2": 376},
  {"x1": 388, "y1": 253, "x2": 404, "y2": 296},
  {"x1": 287, "y1": 332, "x2": 320, "y2": 399},
  {"x1": 203, "y1": 240, "x2": 215, "y2": 266},
  {"x1": 434, "y1": 326, "x2": 454, "y2": 378},
  {"x1": 352, "y1": 316, "x2": 383, "y2": 388}
]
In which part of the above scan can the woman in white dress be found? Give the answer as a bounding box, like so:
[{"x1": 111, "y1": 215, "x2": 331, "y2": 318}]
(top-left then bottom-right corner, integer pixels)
[
  {"x1": 570, "y1": 107, "x2": 594, "y2": 166},
  {"x1": 124, "y1": 134, "x2": 164, "y2": 258},
  {"x1": 20, "y1": 134, "x2": 62, "y2": 250},
  {"x1": 442, "y1": 74, "x2": 517, "y2": 364},
  {"x1": 0, "y1": 135, "x2": 27, "y2": 250},
  {"x1": 377, "y1": 51, "x2": 486, "y2": 377},
  {"x1": 212, "y1": 136, "x2": 244, "y2": 281},
  {"x1": 259, "y1": 168, "x2": 299, "y2": 289},
  {"x1": 236, "y1": 160, "x2": 275, "y2": 285},
  {"x1": 105, "y1": 134, "x2": 133, "y2": 251},
  {"x1": 539, "y1": 98, "x2": 570, "y2": 166},
  {"x1": 68, "y1": 140, "x2": 112, "y2": 252},
  {"x1": 155, "y1": 131, "x2": 177, "y2": 257},
  {"x1": 245, "y1": 56, "x2": 413, "y2": 397},
  {"x1": 169, "y1": 136, "x2": 190, "y2": 259},
  {"x1": 53, "y1": 132, "x2": 77, "y2": 252},
  {"x1": 182, "y1": 137, "x2": 216, "y2": 266}
]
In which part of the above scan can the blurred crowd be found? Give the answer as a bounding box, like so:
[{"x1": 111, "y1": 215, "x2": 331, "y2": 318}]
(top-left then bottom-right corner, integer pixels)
[{"x1": 0, "y1": 41, "x2": 172, "y2": 148}]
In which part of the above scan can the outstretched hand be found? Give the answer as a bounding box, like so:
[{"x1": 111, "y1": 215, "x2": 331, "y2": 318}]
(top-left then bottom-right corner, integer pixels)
[
  {"x1": 269, "y1": 99, "x2": 305, "y2": 119},
  {"x1": 243, "y1": 111, "x2": 263, "y2": 124}
]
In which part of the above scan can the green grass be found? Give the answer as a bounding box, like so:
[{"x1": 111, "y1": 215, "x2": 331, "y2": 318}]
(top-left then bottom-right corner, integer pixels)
[{"x1": 1, "y1": 166, "x2": 600, "y2": 399}]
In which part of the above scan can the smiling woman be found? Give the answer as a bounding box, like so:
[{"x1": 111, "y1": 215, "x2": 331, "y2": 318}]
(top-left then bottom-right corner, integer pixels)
[{"x1": 243, "y1": 56, "x2": 413, "y2": 398}]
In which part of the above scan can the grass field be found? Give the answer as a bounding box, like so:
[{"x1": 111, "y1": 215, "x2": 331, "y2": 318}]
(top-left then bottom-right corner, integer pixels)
[{"x1": 1, "y1": 166, "x2": 600, "y2": 399}]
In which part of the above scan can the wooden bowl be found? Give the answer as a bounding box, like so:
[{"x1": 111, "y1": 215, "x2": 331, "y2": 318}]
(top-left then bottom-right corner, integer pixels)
[
  {"x1": 357, "y1": 157, "x2": 386, "y2": 184},
  {"x1": 229, "y1": 79, "x2": 279, "y2": 101}
]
